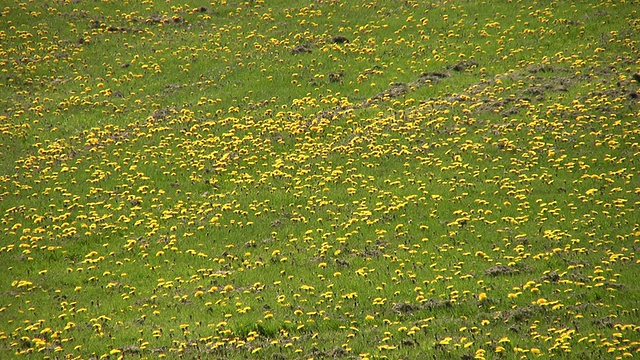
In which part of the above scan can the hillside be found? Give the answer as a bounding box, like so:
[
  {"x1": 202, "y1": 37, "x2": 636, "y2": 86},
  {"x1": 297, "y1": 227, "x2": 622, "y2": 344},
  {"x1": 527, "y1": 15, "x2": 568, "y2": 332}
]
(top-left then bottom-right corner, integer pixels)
[{"x1": 1, "y1": 1, "x2": 639, "y2": 359}]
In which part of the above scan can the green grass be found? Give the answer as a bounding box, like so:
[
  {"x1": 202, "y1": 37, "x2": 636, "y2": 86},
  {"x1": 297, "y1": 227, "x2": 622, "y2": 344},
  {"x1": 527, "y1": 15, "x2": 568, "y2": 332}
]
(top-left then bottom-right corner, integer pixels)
[{"x1": 1, "y1": 0, "x2": 639, "y2": 359}]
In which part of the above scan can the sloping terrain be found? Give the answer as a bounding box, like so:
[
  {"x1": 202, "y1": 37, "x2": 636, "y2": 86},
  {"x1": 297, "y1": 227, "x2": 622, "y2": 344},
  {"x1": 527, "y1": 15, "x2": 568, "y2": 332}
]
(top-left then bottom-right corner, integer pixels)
[{"x1": 1, "y1": 1, "x2": 639, "y2": 359}]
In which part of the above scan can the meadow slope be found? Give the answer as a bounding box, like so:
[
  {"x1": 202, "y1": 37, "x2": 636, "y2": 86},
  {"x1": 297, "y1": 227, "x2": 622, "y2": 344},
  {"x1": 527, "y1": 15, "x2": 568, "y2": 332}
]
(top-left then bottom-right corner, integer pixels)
[{"x1": 1, "y1": 0, "x2": 639, "y2": 359}]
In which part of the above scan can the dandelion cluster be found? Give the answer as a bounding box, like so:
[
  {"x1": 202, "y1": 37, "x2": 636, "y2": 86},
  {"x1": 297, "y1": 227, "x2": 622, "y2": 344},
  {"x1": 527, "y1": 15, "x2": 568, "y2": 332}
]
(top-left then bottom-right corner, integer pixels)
[{"x1": 1, "y1": 0, "x2": 639, "y2": 359}]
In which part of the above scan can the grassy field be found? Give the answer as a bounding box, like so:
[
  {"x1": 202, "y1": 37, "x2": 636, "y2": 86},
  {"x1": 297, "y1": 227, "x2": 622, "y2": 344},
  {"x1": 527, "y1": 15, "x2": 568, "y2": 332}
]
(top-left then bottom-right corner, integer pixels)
[{"x1": 1, "y1": 0, "x2": 639, "y2": 359}]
